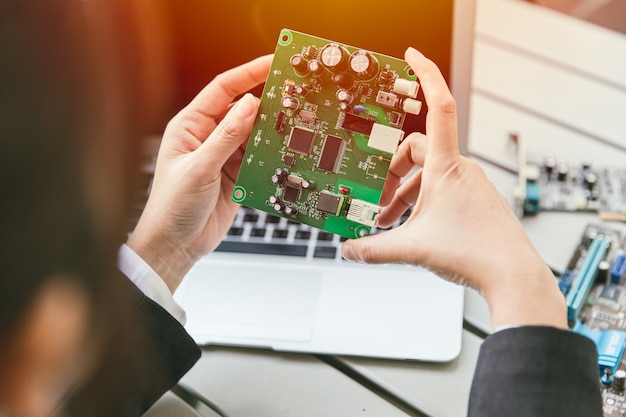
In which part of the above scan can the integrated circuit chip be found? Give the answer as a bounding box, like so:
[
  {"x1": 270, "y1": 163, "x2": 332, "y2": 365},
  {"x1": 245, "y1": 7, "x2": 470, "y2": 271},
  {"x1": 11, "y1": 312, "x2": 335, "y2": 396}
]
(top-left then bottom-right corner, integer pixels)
[
  {"x1": 318, "y1": 135, "x2": 345, "y2": 172},
  {"x1": 287, "y1": 126, "x2": 315, "y2": 154},
  {"x1": 317, "y1": 191, "x2": 344, "y2": 216},
  {"x1": 283, "y1": 185, "x2": 300, "y2": 203},
  {"x1": 340, "y1": 112, "x2": 375, "y2": 136}
]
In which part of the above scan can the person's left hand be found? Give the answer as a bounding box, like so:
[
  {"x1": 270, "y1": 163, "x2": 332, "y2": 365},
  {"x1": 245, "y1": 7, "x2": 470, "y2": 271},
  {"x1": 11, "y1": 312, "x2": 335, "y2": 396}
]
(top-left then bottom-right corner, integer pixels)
[{"x1": 127, "y1": 55, "x2": 272, "y2": 292}]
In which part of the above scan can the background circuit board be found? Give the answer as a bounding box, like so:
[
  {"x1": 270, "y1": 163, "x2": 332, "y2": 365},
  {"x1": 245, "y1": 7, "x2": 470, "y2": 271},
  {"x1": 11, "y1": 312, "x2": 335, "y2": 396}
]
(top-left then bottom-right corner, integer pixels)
[
  {"x1": 233, "y1": 29, "x2": 421, "y2": 239},
  {"x1": 559, "y1": 224, "x2": 626, "y2": 416},
  {"x1": 523, "y1": 155, "x2": 626, "y2": 222}
]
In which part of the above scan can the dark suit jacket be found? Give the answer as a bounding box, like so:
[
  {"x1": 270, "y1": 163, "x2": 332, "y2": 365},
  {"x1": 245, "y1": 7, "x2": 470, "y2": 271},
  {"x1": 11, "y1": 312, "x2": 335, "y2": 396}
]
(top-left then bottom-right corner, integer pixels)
[
  {"x1": 61, "y1": 272, "x2": 201, "y2": 417},
  {"x1": 469, "y1": 326, "x2": 603, "y2": 417}
]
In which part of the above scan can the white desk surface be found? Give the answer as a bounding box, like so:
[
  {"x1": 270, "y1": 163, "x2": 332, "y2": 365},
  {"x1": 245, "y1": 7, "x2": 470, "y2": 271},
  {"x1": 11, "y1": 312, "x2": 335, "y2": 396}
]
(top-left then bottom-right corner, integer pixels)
[{"x1": 146, "y1": 162, "x2": 625, "y2": 417}]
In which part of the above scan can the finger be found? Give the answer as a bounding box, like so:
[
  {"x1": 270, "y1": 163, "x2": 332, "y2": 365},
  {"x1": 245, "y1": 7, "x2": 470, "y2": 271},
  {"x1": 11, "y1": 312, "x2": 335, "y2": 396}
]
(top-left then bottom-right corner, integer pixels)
[
  {"x1": 377, "y1": 170, "x2": 422, "y2": 228},
  {"x1": 342, "y1": 227, "x2": 413, "y2": 265},
  {"x1": 198, "y1": 93, "x2": 259, "y2": 172},
  {"x1": 380, "y1": 132, "x2": 427, "y2": 206},
  {"x1": 404, "y1": 47, "x2": 459, "y2": 163},
  {"x1": 180, "y1": 54, "x2": 273, "y2": 140}
]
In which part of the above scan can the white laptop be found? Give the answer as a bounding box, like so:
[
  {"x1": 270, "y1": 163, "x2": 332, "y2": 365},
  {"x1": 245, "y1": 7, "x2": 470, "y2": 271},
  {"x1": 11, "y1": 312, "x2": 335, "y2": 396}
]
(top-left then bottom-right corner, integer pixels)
[{"x1": 173, "y1": 0, "x2": 476, "y2": 362}]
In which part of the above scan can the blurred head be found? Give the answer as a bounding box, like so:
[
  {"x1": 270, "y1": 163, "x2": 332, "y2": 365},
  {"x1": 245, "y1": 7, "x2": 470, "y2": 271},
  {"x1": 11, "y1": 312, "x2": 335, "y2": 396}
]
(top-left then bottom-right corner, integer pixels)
[{"x1": 0, "y1": 1, "x2": 171, "y2": 415}]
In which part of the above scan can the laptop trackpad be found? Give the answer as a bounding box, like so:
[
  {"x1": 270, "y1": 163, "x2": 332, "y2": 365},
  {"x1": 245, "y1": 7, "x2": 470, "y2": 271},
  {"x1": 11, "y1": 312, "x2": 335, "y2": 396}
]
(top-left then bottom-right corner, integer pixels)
[{"x1": 177, "y1": 264, "x2": 322, "y2": 343}]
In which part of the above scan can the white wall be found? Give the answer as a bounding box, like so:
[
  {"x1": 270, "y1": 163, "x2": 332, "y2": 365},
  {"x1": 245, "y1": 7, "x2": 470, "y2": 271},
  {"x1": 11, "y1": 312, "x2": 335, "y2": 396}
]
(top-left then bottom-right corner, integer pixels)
[{"x1": 468, "y1": 0, "x2": 626, "y2": 170}]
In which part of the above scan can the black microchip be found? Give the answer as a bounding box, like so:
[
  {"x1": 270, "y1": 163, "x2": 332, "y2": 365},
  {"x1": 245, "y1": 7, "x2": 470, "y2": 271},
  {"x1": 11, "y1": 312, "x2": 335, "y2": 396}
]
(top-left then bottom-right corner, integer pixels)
[
  {"x1": 287, "y1": 126, "x2": 315, "y2": 154},
  {"x1": 340, "y1": 113, "x2": 375, "y2": 136},
  {"x1": 601, "y1": 285, "x2": 621, "y2": 301},
  {"x1": 317, "y1": 135, "x2": 345, "y2": 172},
  {"x1": 283, "y1": 153, "x2": 295, "y2": 167},
  {"x1": 283, "y1": 185, "x2": 300, "y2": 203}
]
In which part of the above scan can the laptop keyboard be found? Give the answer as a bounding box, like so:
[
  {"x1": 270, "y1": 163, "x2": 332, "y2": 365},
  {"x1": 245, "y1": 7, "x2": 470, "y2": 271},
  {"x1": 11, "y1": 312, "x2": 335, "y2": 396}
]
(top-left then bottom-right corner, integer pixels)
[{"x1": 215, "y1": 206, "x2": 411, "y2": 261}]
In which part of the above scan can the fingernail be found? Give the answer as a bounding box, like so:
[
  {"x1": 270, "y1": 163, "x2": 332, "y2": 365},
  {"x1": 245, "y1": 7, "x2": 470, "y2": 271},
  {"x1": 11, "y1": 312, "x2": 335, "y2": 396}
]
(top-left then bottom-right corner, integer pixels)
[
  {"x1": 341, "y1": 243, "x2": 357, "y2": 262},
  {"x1": 234, "y1": 93, "x2": 256, "y2": 118}
]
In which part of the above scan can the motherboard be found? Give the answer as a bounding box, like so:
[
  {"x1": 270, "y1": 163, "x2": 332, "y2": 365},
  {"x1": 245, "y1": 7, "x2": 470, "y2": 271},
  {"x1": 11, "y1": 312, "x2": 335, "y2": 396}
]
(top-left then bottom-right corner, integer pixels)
[
  {"x1": 233, "y1": 29, "x2": 421, "y2": 239},
  {"x1": 559, "y1": 224, "x2": 626, "y2": 415}
]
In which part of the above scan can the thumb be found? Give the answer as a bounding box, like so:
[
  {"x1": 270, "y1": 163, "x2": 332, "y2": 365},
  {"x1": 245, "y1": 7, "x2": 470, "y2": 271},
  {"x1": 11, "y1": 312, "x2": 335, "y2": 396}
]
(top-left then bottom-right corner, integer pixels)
[
  {"x1": 199, "y1": 93, "x2": 258, "y2": 167},
  {"x1": 341, "y1": 227, "x2": 414, "y2": 265}
]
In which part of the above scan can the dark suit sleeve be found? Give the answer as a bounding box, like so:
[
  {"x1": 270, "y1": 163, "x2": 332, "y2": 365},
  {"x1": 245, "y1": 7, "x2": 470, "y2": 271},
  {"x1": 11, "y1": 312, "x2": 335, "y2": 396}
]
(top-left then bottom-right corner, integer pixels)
[
  {"x1": 62, "y1": 271, "x2": 201, "y2": 417},
  {"x1": 468, "y1": 326, "x2": 602, "y2": 417}
]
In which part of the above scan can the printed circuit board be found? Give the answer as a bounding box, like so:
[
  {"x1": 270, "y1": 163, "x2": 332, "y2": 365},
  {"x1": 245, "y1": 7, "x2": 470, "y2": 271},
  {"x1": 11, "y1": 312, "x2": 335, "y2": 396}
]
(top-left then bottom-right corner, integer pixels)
[
  {"x1": 233, "y1": 29, "x2": 421, "y2": 238},
  {"x1": 560, "y1": 224, "x2": 626, "y2": 416}
]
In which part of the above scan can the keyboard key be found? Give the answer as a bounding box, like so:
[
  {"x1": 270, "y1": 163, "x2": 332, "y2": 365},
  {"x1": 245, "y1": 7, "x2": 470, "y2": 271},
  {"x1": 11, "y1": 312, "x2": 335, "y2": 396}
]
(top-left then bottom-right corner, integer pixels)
[
  {"x1": 294, "y1": 230, "x2": 311, "y2": 240},
  {"x1": 228, "y1": 227, "x2": 244, "y2": 236},
  {"x1": 272, "y1": 229, "x2": 288, "y2": 239},
  {"x1": 243, "y1": 213, "x2": 259, "y2": 223},
  {"x1": 314, "y1": 246, "x2": 337, "y2": 259},
  {"x1": 266, "y1": 215, "x2": 281, "y2": 224},
  {"x1": 215, "y1": 241, "x2": 307, "y2": 257},
  {"x1": 250, "y1": 228, "x2": 266, "y2": 237},
  {"x1": 317, "y1": 232, "x2": 334, "y2": 241}
]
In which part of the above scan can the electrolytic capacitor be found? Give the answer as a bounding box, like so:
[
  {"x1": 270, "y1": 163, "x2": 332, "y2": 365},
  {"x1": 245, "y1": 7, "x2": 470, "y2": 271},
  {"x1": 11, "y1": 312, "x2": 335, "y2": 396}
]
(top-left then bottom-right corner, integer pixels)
[
  {"x1": 598, "y1": 261, "x2": 611, "y2": 284},
  {"x1": 331, "y1": 72, "x2": 354, "y2": 90},
  {"x1": 281, "y1": 96, "x2": 300, "y2": 111},
  {"x1": 614, "y1": 370, "x2": 626, "y2": 392},
  {"x1": 556, "y1": 162, "x2": 569, "y2": 181},
  {"x1": 336, "y1": 89, "x2": 353, "y2": 103},
  {"x1": 584, "y1": 172, "x2": 598, "y2": 189},
  {"x1": 268, "y1": 195, "x2": 279, "y2": 204},
  {"x1": 349, "y1": 50, "x2": 379, "y2": 80},
  {"x1": 284, "y1": 206, "x2": 298, "y2": 216},
  {"x1": 290, "y1": 54, "x2": 309, "y2": 76},
  {"x1": 307, "y1": 59, "x2": 324, "y2": 76},
  {"x1": 320, "y1": 44, "x2": 349, "y2": 72}
]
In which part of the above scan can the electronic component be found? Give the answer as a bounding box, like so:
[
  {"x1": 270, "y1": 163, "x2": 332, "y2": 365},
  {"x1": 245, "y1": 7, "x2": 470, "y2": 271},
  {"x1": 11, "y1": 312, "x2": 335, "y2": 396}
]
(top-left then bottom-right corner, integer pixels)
[
  {"x1": 317, "y1": 135, "x2": 346, "y2": 173},
  {"x1": 347, "y1": 199, "x2": 382, "y2": 228},
  {"x1": 393, "y1": 78, "x2": 419, "y2": 98},
  {"x1": 317, "y1": 190, "x2": 344, "y2": 216},
  {"x1": 367, "y1": 123, "x2": 404, "y2": 154},
  {"x1": 339, "y1": 112, "x2": 375, "y2": 136},
  {"x1": 283, "y1": 185, "x2": 300, "y2": 203},
  {"x1": 233, "y1": 29, "x2": 417, "y2": 238},
  {"x1": 611, "y1": 255, "x2": 626, "y2": 284},
  {"x1": 287, "y1": 126, "x2": 315, "y2": 154}
]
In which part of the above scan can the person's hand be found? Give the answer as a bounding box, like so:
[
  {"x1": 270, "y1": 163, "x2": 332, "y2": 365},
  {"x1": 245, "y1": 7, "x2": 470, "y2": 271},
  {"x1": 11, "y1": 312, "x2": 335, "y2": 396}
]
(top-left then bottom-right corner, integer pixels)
[
  {"x1": 341, "y1": 48, "x2": 566, "y2": 331},
  {"x1": 127, "y1": 55, "x2": 273, "y2": 293}
]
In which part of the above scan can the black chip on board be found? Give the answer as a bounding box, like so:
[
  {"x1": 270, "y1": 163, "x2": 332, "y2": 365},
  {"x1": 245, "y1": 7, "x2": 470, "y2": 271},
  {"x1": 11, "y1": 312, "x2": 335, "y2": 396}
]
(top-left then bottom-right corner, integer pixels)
[
  {"x1": 284, "y1": 185, "x2": 300, "y2": 203},
  {"x1": 287, "y1": 126, "x2": 315, "y2": 154},
  {"x1": 283, "y1": 153, "x2": 295, "y2": 167},
  {"x1": 340, "y1": 113, "x2": 375, "y2": 136},
  {"x1": 318, "y1": 135, "x2": 345, "y2": 172}
]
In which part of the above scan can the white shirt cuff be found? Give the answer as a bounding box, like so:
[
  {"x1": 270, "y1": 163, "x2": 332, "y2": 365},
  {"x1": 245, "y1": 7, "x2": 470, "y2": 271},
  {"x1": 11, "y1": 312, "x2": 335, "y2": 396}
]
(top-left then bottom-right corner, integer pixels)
[{"x1": 117, "y1": 243, "x2": 187, "y2": 325}]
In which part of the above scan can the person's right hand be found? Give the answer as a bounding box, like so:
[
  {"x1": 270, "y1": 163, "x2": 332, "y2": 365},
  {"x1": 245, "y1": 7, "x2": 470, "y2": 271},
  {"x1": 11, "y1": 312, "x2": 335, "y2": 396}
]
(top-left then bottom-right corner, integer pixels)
[{"x1": 342, "y1": 48, "x2": 566, "y2": 331}]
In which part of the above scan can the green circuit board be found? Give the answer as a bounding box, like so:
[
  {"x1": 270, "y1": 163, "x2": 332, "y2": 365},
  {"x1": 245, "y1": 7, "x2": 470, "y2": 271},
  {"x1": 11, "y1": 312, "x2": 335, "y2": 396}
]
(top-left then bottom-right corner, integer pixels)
[{"x1": 233, "y1": 29, "x2": 421, "y2": 239}]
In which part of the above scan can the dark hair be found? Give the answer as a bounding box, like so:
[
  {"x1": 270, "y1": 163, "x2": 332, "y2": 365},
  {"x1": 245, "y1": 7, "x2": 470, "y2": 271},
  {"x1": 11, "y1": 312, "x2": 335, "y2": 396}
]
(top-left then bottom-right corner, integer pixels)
[{"x1": 0, "y1": 0, "x2": 149, "y2": 342}]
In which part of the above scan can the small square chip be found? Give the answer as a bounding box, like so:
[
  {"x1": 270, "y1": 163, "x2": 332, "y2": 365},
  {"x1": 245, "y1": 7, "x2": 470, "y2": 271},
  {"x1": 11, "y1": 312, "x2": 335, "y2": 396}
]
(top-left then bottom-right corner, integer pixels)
[
  {"x1": 283, "y1": 185, "x2": 300, "y2": 203},
  {"x1": 317, "y1": 190, "x2": 344, "y2": 216},
  {"x1": 287, "y1": 126, "x2": 315, "y2": 155}
]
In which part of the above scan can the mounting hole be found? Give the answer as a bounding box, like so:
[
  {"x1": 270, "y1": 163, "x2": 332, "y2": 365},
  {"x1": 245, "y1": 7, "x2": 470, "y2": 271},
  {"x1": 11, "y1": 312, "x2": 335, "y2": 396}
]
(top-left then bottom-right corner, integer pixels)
[
  {"x1": 356, "y1": 226, "x2": 370, "y2": 238},
  {"x1": 405, "y1": 65, "x2": 417, "y2": 79},
  {"x1": 278, "y1": 29, "x2": 293, "y2": 46},
  {"x1": 232, "y1": 186, "x2": 246, "y2": 202}
]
